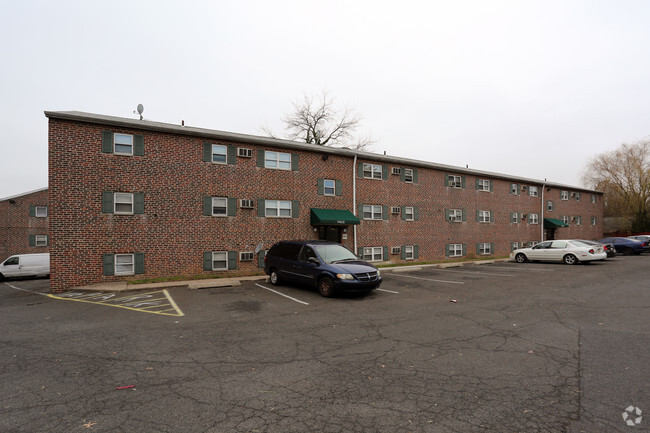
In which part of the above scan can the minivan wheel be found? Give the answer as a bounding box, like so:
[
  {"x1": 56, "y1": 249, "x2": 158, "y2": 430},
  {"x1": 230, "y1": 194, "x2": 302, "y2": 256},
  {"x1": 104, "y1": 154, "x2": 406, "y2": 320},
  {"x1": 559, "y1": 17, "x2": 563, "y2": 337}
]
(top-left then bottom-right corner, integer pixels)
[
  {"x1": 563, "y1": 254, "x2": 578, "y2": 265},
  {"x1": 318, "y1": 277, "x2": 334, "y2": 297},
  {"x1": 269, "y1": 269, "x2": 281, "y2": 286},
  {"x1": 515, "y1": 253, "x2": 527, "y2": 263}
]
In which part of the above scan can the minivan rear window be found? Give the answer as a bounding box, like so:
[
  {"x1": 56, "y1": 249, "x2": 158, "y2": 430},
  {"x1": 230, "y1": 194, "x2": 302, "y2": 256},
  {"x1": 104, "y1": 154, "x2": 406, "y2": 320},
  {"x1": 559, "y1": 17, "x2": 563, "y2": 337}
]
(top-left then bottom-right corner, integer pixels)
[{"x1": 271, "y1": 243, "x2": 302, "y2": 259}]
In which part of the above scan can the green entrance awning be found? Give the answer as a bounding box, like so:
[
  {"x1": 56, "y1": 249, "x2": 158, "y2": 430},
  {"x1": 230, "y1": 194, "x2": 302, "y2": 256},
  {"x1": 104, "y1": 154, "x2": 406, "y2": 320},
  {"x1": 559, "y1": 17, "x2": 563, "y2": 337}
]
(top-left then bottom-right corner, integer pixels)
[
  {"x1": 310, "y1": 208, "x2": 360, "y2": 225},
  {"x1": 544, "y1": 218, "x2": 569, "y2": 229}
]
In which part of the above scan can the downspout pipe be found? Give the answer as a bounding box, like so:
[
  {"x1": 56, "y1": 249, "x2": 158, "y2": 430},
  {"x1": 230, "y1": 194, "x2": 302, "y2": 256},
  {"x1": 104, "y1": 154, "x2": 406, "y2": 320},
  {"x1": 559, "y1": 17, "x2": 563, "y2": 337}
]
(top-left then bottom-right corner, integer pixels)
[
  {"x1": 353, "y1": 154, "x2": 357, "y2": 253},
  {"x1": 541, "y1": 182, "x2": 546, "y2": 242}
]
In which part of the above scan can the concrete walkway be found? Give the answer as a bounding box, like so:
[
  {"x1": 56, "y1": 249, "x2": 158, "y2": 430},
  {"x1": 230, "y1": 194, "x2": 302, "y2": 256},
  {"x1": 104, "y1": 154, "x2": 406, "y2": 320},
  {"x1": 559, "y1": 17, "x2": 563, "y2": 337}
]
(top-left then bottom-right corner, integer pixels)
[{"x1": 67, "y1": 258, "x2": 511, "y2": 292}]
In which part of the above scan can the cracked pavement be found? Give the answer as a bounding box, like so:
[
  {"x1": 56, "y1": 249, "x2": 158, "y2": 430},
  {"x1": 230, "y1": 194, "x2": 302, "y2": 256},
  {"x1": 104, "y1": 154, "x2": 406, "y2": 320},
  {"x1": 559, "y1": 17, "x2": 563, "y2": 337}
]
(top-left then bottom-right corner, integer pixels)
[{"x1": 1, "y1": 257, "x2": 648, "y2": 432}]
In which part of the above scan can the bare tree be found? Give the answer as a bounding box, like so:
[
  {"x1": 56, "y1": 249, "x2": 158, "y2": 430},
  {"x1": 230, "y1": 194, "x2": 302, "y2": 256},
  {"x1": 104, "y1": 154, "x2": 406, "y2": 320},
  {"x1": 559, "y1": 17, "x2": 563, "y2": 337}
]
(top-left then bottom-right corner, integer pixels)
[
  {"x1": 262, "y1": 91, "x2": 373, "y2": 151},
  {"x1": 583, "y1": 139, "x2": 650, "y2": 232}
]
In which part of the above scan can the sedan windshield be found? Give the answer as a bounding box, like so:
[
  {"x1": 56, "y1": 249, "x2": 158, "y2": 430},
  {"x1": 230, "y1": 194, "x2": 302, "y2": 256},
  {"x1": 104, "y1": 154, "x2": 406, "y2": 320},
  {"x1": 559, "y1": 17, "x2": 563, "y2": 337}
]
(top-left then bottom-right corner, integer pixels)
[{"x1": 313, "y1": 244, "x2": 359, "y2": 264}]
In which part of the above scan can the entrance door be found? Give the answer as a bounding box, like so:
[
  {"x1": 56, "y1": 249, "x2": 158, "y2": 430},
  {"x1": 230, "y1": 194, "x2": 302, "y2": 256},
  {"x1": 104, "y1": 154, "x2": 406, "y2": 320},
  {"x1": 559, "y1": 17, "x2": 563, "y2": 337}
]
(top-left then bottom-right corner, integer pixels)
[
  {"x1": 318, "y1": 226, "x2": 342, "y2": 243},
  {"x1": 545, "y1": 228, "x2": 556, "y2": 241}
]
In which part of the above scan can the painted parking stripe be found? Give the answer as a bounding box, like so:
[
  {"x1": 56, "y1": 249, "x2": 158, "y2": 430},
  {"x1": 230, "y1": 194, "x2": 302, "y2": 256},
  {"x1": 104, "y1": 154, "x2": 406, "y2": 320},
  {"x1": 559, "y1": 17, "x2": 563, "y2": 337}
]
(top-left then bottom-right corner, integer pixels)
[
  {"x1": 439, "y1": 269, "x2": 515, "y2": 277},
  {"x1": 48, "y1": 289, "x2": 184, "y2": 316},
  {"x1": 255, "y1": 283, "x2": 309, "y2": 305},
  {"x1": 479, "y1": 265, "x2": 548, "y2": 272},
  {"x1": 376, "y1": 288, "x2": 399, "y2": 294},
  {"x1": 388, "y1": 274, "x2": 465, "y2": 284}
]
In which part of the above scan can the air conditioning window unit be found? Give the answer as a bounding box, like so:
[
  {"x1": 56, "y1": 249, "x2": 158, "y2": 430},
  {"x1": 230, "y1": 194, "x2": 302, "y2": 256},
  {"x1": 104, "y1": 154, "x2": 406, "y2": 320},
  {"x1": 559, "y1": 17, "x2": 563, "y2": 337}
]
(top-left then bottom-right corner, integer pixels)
[
  {"x1": 240, "y1": 199, "x2": 254, "y2": 208},
  {"x1": 390, "y1": 206, "x2": 401, "y2": 214},
  {"x1": 571, "y1": 192, "x2": 576, "y2": 197},
  {"x1": 521, "y1": 185, "x2": 527, "y2": 191},
  {"x1": 240, "y1": 252, "x2": 254, "y2": 261},
  {"x1": 391, "y1": 167, "x2": 401, "y2": 175},
  {"x1": 237, "y1": 148, "x2": 253, "y2": 158},
  {"x1": 391, "y1": 247, "x2": 401, "y2": 254}
]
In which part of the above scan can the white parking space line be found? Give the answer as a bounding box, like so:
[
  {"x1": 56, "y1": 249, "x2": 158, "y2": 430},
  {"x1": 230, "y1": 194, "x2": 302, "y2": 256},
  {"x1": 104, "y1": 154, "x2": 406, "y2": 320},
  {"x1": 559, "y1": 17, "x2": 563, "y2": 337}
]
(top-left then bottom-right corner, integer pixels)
[
  {"x1": 376, "y1": 288, "x2": 399, "y2": 294},
  {"x1": 478, "y1": 265, "x2": 548, "y2": 272},
  {"x1": 3, "y1": 282, "x2": 48, "y2": 296},
  {"x1": 254, "y1": 283, "x2": 309, "y2": 305},
  {"x1": 388, "y1": 274, "x2": 465, "y2": 284},
  {"x1": 439, "y1": 269, "x2": 515, "y2": 277}
]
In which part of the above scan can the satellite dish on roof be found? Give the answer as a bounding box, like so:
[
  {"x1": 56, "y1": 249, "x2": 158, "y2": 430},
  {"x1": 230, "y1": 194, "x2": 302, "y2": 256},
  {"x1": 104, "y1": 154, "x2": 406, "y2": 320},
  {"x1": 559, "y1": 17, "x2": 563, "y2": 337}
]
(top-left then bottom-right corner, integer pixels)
[
  {"x1": 255, "y1": 243, "x2": 263, "y2": 254},
  {"x1": 134, "y1": 104, "x2": 144, "y2": 120}
]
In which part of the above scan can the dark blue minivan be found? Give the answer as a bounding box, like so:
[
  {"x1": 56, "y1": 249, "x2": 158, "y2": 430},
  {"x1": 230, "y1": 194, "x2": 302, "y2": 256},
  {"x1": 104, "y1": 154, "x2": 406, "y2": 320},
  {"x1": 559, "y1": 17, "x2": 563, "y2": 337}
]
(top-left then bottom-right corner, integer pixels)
[{"x1": 264, "y1": 240, "x2": 382, "y2": 297}]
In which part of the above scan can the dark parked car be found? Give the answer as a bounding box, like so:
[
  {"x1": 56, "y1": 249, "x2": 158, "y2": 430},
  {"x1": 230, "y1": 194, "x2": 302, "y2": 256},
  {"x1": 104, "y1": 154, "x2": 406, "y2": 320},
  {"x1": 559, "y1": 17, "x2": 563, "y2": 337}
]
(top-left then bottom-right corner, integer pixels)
[
  {"x1": 598, "y1": 237, "x2": 648, "y2": 255},
  {"x1": 576, "y1": 240, "x2": 616, "y2": 258},
  {"x1": 264, "y1": 240, "x2": 382, "y2": 297}
]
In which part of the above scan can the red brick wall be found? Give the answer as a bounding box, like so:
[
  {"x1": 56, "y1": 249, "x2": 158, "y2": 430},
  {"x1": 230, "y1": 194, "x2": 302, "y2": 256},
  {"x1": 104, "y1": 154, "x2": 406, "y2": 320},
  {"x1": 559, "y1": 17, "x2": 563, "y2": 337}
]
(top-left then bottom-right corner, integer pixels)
[
  {"x1": 0, "y1": 189, "x2": 49, "y2": 262},
  {"x1": 48, "y1": 117, "x2": 604, "y2": 290}
]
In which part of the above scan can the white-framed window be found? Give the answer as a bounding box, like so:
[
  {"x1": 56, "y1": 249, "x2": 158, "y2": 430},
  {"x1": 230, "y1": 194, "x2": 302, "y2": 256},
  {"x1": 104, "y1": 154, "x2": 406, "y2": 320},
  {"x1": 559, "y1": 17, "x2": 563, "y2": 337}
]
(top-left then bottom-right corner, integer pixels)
[
  {"x1": 477, "y1": 179, "x2": 490, "y2": 191},
  {"x1": 35, "y1": 235, "x2": 48, "y2": 246},
  {"x1": 363, "y1": 205, "x2": 383, "y2": 220},
  {"x1": 547, "y1": 200, "x2": 554, "y2": 211},
  {"x1": 404, "y1": 206, "x2": 414, "y2": 221},
  {"x1": 561, "y1": 190, "x2": 569, "y2": 200},
  {"x1": 363, "y1": 163, "x2": 383, "y2": 180},
  {"x1": 211, "y1": 144, "x2": 227, "y2": 164},
  {"x1": 35, "y1": 206, "x2": 48, "y2": 217},
  {"x1": 511, "y1": 241, "x2": 520, "y2": 252},
  {"x1": 212, "y1": 197, "x2": 227, "y2": 216},
  {"x1": 561, "y1": 215, "x2": 569, "y2": 224},
  {"x1": 114, "y1": 193, "x2": 134, "y2": 214},
  {"x1": 362, "y1": 247, "x2": 383, "y2": 262},
  {"x1": 478, "y1": 210, "x2": 491, "y2": 223},
  {"x1": 591, "y1": 216, "x2": 597, "y2": 225},
  {"x1": 575, "y1": 192, "x2": 581, "y2": 202},
  {"x1": 511, "y1": 212, "x2": 519, "y2": 223},
  {"x1": 478, "y1": 243, "x2": 492, "y2": 255},
  {"x1": 265, "y1": 151, "x2": 292, "y2": 170},
  {"x1": 510, "y1": 183, "x2": 519, "y2": 195},
  {"x1": 448, "y1": 244, "x2": 463, "y2": 257},
  {"x1": 404, "y1": 245, "x2": 414, "y2": 260},
  {"x1": 404, "y1": 169, "x2": 414, "y2": 183},
  {"x1": 591, "y1": 194, "x2": 597, "y2": 203},
  {"x1": 448, "y1": 209, "x2": 463, "y2": 222},
  {"x1": 323, "y1": 179, "x2": 336, "y2": 196},
  {"x1": 115, "y1": 253, "x2": 135, "y2": 275},
  {"x1": 529, "y1": 186, "x2": 539, "y2": 197},
  {"x1": 239, "y1": 252, "x2": 254, "y2": 261},
  {"x1": 529, "y1": 213, "x2": 539, "y2": 224},
  {"x1": 114, "y1": 133, "x2": 134, "y2": 155},
  {"x1": 211, "y1": 251, "x2": 228, "y2": 271},
  {"x1": 265, "y1": 200, "x2": 292, "y2": 218},
  {"x1": 448, "y1": 175, "x2": 463, "y2": 188},
  {"x1": 574, "y1": 216, "x2": 582, "y2": 225}
]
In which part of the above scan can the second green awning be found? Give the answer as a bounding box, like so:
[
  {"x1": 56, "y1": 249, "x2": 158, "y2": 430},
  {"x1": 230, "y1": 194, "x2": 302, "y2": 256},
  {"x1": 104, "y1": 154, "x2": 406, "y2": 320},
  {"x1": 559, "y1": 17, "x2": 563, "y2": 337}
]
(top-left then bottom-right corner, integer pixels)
[
  {"x1": 544, "y1": 217, "x2": 569, "y2": 228},
  {"x1": 310, "y1": 208, "x2": 360, "y2": 225}
]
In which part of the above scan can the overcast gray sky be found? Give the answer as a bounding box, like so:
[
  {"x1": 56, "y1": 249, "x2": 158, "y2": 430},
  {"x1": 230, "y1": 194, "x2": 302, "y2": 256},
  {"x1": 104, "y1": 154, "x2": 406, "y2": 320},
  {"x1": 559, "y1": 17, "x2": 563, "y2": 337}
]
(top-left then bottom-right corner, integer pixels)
[{"x1": 2, "y1": 0, "x2": 649, "y2": 199}]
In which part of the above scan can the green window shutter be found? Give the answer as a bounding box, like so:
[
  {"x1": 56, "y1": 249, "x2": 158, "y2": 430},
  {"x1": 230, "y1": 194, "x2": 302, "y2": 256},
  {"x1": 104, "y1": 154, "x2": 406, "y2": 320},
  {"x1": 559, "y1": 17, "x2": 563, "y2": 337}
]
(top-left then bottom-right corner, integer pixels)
[
  {"x1": 29, "y1": 205, "x2": 36, "y2": 217},
  {"x1": 382, "y1": 205, "x2": 389, "y2": 220},
  {"x1": 490, "y1": 211, "x2": 494, "y2": 223},
  {"x1": 102, "y1": 191, "x2": 114, "y2": 214},
  {"x1": 258, "y1": 250, "x2": 266, "y2": 268},
  {"x1": 445, "y1": 209, "x2": 451, "y2": 221},
  {"x1": 476, "y1": 244, "x2": 481, "y2": 255},
  {"x1": 133, "y1": 135, "x2": 144, "y2": 156},
  {"x1": 291, "y1": 154, "x2": 299, "y2": 171},
  {"x1": 203, "y1": 252, "x2": 212, "y2": 271},
  {"x1": 461, "y1": 176, "x2": 466, "y2": 189},
  {"x1": 103, "y1": 254, "x2": 115, "y2": 276},
  {"x1": 475, "y1": 179, "x2": 480, "y2": 190},
  {"x1": 102, "y1": 131, "x2": 113, "y2": 153},
  {"x1": 202, "y1": 142, "x2": 212, "y2": 162},
  {"x1": 413, "y1": 169, "x2": 418, "y2": 183},
  {"x1": 134, "y1": 253, "x2": 145, "y2": 274},
  {"x1": 257, "y1": 150, "x2": 265, "y2": 167},
  {"x1": 29, "y1": 235, "x2": 35, "y2": 246},
  {"x1": 357, "y1": 162, "x2": 364, "y2": 178},
  {"x1": 476, "y1": 210, "x2": 480, "y2": 222},
  {"x1": 414, "y1": 245, "x2": 419, "y2": 259},
  {"x1": 317, "y1": 178, "x2": 324, "y2": 195},
  {"x1": 258, "y1": 199, "x2": 266, "y2": 217},
  {"x1": 401, "y1": 246, "x2": 406, "y2": 260},
  {"x1": 203, "y1": 196, "x2": 212, "y2": 216},
  {"x1": 134, "y1": 193, "x2": 144, "y2": 214},
  {"x1": 462, "y1": 209, "x2": 466, "y2": 222},
  {"x1": 445, "y1": 174, "x2": 450, "y2": 187},
  {"x1": 445, "y1": 244, "x2": 451, "y2": 257},
  {"x1": 490, "y1": 180, "x2": 494, "y2": 192},
  {"x1": 382, "y1": 165, "x2": 388, "y2": 180},
  {"x1": 414, "y1": 207, "x2": 419, "y2": 221},
  {"x1": 462, "y1": 244, "x2": 467, "y2": 256},
  {"x1": 358, "y1": 247, "x2": 363, "y2": 257},
  {"x1": 490, "y1": 243, "x2": 494, "y2": 255},
  {"x1": 227, "y1": 197, "x2": 237, "y2": 216},
  {"x1": 228, "y1": 251, "x2": 237, "y2": 270},
  {"x1": 335, "y1": 180, "x2": 342, "y2": 196},
  {"x1": 401, "y1": 206, "x2": 406, "y2": 220},
  {"x1": 382, "y1": 246, "x2": 388, "y2": 260},
  {"x1": 358, "y1": 203, "x2": 364, "y2": 218},
  {"x1": 227, "y1": 145, "x2": 237, "y2": 165},
  {"x1": 291, "y1": 200, "x2": 300, "y2": 218},
  {"x1": 510, "y1": 212, "x2": 515, "y2": 222},
  {"x1": 400, "y1": 168, "x2": 406, "y2": 182}
]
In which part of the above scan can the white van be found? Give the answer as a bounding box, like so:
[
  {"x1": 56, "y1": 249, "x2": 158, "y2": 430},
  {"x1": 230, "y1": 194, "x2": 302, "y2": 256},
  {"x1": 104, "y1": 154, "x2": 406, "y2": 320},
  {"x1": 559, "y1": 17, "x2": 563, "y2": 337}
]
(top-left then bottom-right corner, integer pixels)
[{"x1": 0, "y1": 253, "x2": 50, "y2": 280}]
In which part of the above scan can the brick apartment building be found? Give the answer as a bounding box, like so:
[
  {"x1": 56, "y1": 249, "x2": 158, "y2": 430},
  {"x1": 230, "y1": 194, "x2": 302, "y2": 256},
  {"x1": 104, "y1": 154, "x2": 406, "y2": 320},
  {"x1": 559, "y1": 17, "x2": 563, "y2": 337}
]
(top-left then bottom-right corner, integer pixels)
[
  {"x1": 46, "y1": 111, "x2": 604, "y2": 291},
  {"x1": 0, "y1": 187, "x2": 49, "y2": 261}
]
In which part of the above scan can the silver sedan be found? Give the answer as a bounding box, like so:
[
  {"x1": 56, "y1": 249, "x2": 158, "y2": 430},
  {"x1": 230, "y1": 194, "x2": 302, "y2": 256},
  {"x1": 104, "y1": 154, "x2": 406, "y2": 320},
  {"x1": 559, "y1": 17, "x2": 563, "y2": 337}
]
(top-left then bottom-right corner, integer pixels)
[{"x1": 510, "y1": 240, "x2": 607, "y2": 265}]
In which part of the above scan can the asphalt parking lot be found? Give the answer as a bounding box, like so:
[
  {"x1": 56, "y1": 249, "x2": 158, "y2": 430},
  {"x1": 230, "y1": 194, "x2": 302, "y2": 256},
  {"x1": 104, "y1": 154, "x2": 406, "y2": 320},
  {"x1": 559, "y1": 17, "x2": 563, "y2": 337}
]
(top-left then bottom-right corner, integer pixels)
[{"x1": 1, "y1": 257, "x2": 648, "y2": 433}]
